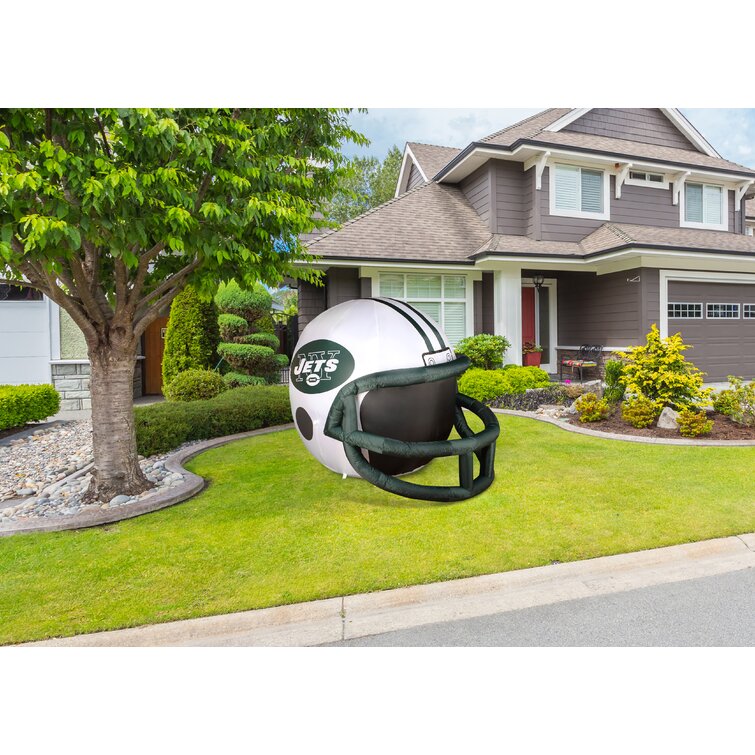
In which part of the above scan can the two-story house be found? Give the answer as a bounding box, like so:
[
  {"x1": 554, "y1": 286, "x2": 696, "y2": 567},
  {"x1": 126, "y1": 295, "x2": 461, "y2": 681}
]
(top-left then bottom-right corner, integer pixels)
[{"x1": 298, "y1": 108, "x2": 755, "y2": 382}]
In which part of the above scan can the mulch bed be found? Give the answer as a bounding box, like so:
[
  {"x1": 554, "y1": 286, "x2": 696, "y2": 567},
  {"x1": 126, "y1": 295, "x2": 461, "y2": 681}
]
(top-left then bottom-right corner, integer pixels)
[{"x1": 564, "y1": 409, "x2": 755, "y2": 440}]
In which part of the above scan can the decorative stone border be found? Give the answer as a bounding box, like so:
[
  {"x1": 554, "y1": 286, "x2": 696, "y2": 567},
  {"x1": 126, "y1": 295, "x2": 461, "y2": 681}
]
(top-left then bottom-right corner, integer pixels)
[
  {"x1": 495, "y1": 409, "x2": 755, "y2": 447},
  {"x1": 0, "y1": 423, "x2": 294, "y2": 537}
]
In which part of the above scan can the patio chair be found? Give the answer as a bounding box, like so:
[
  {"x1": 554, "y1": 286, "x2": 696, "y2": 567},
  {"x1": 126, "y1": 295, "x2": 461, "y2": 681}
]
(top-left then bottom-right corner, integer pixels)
[{"x1": 559, "y1": 344, "x2": 604, "y2": 383}]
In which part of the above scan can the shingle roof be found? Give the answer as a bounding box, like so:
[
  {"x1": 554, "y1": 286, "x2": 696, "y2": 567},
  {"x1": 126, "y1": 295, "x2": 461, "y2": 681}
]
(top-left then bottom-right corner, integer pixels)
[
  {"x1": 407, "y1": 142, "x2": 461, "y2": 181},
  {"x1": 475, "y1": 222, "x2": 755, "y2": 259},
  {"x1": 478, "y1": 108, "x2": 755, "y2": 176},
  {"x1": 305, "y1": 182, "x2": 491, "y2": 263}
]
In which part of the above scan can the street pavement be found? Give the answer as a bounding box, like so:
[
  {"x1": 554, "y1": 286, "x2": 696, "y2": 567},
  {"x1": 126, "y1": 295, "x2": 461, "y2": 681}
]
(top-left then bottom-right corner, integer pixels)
[{"x1": 328, "y1": 567, "x2": 755, "y2": 646}]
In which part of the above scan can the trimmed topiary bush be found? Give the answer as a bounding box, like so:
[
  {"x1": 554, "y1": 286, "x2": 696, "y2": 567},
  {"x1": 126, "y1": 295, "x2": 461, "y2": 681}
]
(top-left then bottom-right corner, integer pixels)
[
  {"x1": 214, "y1": 281, "x2": 271, "y2": 321},
  {"x1": 134, "y1": 385, "x2": 292, "y2": 456},
  {"x1": 223, "y1": 372, "x2": 267, "y2": 388},
  {"x1": 0, "y1": 384, "x2": 61, "y2": 430},
  {"x1": 455, "y1": 334, "x2": 511, "y2": 370},
  {"x1": 162, "y1": 285, "x2": 220, "y2": 387},
  {"x1": 163, "y1": 369, "x2": 227, "y2": 402},
  {"x1": 218, "y1": 313, "x2": 248, "y2": 342},
  {"x1": 240, "y1": 332, "x2": 280, "y2": 350},
  {"x1": 217, "y1": 343, "x2": 277, "y2": 375}
]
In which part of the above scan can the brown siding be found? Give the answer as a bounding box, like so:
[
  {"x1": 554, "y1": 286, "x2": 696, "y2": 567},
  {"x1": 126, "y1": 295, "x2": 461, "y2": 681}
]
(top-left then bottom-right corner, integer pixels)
[
  {"x1": 326, "y1": 267, "x2": 360, "y2": 308},
  {"x1": 360, "y1": 276, "x2": 372, "y2": 298},
  {"x1": 556, "y1": 269, "x2": 644, "y2": 345},
  {"x1": 494, "y1": 161, "x2": 527, "y2": 235},
  {"x1": 473, "y1": 280, "x2": 483, "y2": 334},
  {"x1": 298, "y1": 280, "x2": 326, "y2": 337},
  {"x1": 640, "y1": 268, "x2": 660, "y2": 336},
  {"x1": 481, "y1": 272, "x2": 494, "y2": 333},
  {"x1": 563, "y1": 109, "x2": 697, "y2": 150},
  {"x1": 407, "y1": 163, "x2": 425, "y2": 191},
  {"x1": 461, "y1": 164, "x2": 490, "y2": 228},
  {"x1": 540, "y1": 167, "x2": 603, "y2": 242},
  {"x1": 613, "y1": 181, "x2": 679, "y2": 227}
]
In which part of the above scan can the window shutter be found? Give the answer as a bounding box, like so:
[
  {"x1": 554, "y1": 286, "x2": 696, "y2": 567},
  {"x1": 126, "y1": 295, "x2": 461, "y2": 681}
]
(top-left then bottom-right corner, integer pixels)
[
  {"x1": 443, "y1": 302, "x2": 466, "y2": 346},
  {"x1": 685, "y1": 183, "x2": 703, "y2": 223},
  {"x1": 554, "y1": 164, "x2": 580, "y2": 211},
  {"x1": 703, "y1": 185, "x2": 723, "y2": 225},
  {"x1": 580, "y1": 169, "x2": 603, "y2": 213}
]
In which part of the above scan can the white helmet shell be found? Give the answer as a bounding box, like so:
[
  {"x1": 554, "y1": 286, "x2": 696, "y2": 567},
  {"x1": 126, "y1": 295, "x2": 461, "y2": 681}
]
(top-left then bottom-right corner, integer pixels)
[{"x1": 289, "y1": 298, "x2": 455, "y2": 477}]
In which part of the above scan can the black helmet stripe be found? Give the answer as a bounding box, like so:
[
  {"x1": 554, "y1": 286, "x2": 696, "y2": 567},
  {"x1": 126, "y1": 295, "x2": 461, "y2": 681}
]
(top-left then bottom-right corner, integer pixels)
[
  {"x1": 372, "y1": 298, "x2": 434, "y2": 352},
  {"x1": 374, "y1": 298, "x2": 446, "y2": 351},
  {"x1": 385, "y1": 298, "x2": 448, "y2": 351}
]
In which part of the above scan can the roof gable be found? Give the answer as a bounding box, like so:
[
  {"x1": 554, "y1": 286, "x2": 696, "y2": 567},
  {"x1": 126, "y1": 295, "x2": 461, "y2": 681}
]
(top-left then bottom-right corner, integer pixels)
[{"x1": 395, "y1": 142, "x2": 461, "y2": 196}]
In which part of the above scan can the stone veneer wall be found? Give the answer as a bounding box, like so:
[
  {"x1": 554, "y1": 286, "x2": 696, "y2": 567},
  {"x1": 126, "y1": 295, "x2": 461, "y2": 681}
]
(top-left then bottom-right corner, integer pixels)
[{"x1": 51, "y1": 360, "x2": 143, "y2": 411}]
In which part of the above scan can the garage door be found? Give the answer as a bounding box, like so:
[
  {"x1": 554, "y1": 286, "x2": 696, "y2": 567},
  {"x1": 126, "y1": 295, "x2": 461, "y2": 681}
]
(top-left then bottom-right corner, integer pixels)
[{"x1": 667, "y1": 280, "x2": 755, "y2": 382}]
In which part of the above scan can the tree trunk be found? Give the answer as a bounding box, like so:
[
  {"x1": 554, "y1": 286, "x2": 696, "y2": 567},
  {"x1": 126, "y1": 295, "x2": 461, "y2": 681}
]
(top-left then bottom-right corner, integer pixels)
[{"x1": 85, "y1": 343, "x2": 152, "y2": 502}]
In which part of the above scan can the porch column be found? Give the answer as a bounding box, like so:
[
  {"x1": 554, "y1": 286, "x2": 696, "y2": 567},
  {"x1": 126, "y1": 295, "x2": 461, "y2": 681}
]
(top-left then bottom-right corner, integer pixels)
[{"x1": 493, "y1": 265, "x2": 522, "y2": 366}]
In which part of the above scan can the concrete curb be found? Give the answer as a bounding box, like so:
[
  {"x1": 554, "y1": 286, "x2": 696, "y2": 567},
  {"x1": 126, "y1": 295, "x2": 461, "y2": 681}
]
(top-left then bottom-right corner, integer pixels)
[
  {"x1": 22, "y1": 532, "x2": 755, "y2": 647},
  {"x1": 0, "y1": 424, "x2": 294, "y2": 537},
  {"x1": 495, "y1": 408, "x2": 755, "y2": 446}
]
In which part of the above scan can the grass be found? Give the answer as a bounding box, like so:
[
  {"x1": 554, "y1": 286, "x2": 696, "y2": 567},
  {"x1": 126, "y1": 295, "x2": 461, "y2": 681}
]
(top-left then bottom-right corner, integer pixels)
[{"x1": 1, "y1": 414, "x2": 755, "y2": 644}]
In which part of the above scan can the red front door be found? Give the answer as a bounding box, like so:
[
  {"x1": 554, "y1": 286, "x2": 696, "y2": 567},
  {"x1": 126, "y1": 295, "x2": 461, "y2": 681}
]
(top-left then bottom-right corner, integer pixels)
[{"x1": 522, "y1": 287, "x2": 536, "y2": 345}]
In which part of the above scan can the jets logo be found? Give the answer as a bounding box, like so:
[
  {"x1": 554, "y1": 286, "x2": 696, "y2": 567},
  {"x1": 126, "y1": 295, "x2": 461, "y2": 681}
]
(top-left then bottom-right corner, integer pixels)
[{"x1": 291, "y1": 339, "x2": 355, "y2": 394}]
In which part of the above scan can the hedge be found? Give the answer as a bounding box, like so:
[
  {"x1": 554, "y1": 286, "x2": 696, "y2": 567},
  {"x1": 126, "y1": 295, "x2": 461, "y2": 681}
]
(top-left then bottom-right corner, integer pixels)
[
  {"x1": 0, "y1": 384, "x2": 61, "y2": 430},
  {"x1": 163, "y1": 368, "x2": 227, "y2": 402},
  {"x1": 134, "y1": 385, "x2": 292, "y2": 456},
  {"x1": 458, "y1": 367, "x2": 551, "y2": 403}
]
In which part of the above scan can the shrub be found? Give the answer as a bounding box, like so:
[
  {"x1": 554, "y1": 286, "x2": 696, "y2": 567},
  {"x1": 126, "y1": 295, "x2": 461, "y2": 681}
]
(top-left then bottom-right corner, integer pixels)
[
  {"x1": 677, "y1": 407, "x2": 713, "y2": 438},
  {"x1": 574, "y1": 392, "x2": 610, "y2": 422},
  {"x1": 217, "y1": 342, "x2": 277, "y2": 375},
  {"x1": 621, "y1": 395, "x2": 660, "y2": 429},
  {"x1": 499, "y1": 366, "x2": 550, "y2": 394},
  {"x1": 715, "y1": 376, "x2": 755, "y2": 426},
  {"x1": 214, "y1": 281, "x2": 272, "y2": 322},
  {"x1": 0, "y1": 384, "x2": 61, "y2": 430},
  {"x1": 458, "y1": 369, "x2": 509, "y2": 402},
  {"x1": 134, "y1": 385, "x2": 292, "y2": 456},
  {"x1": 240, "y1": 332, "x2": 280, "y2": 350},
  {"x1": 603, "y1": 359, "x2": 625, "y2": 404},
  {"x1": 218, "y1": 313, "x2": 248, "y2": 342},
  {"x1": 458, "y1": 366, "x2": 551, "y2": 402},
  {"x1": 162, "y1": 285, "x2": 220, "y2": 386},
  {"x1": 455, "y1": 334, "x2": 511, "y2": 370},
  {"x1": 618, "y1": 325, "x2": 710, "y2": 411},
  {"x1": 163, "y1": 369, "x2": 227, "y2": 402},
  {"x1": 223, "y1": 372, "x2": 267, "y2": 389}
]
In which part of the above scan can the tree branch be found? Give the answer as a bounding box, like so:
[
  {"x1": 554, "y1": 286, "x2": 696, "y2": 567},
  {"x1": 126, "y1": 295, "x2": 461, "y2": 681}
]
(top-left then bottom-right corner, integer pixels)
[
  {"x1": 133, "y1": 259, "x2": 202, "y2": 334},
  {"x1": 94, "y1": 112, "x2": 112, "y2": 159},
  {"x1": 68, "y1": 254, "x2": 108, "y2": 327}
]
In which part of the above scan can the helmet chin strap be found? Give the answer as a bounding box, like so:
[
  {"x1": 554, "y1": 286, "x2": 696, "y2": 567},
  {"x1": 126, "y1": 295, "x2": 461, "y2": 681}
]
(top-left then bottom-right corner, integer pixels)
[{"x1": 324, "y1": 356, "x2": 500, "y2": 502}]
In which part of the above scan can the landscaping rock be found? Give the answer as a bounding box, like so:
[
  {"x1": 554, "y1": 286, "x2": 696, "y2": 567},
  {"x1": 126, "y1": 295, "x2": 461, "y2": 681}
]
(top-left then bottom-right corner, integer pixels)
[
  {"x1": 109, "y1": 494, "x2": 131, "y2": 506},
  {"x1": 657, "y1": 407, "x2": 680, "y2": 431}
]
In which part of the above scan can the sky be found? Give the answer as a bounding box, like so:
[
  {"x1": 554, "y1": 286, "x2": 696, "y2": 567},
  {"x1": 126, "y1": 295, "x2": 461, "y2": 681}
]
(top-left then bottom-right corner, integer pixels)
[{"x1": 345, "y1": 109, "x2": 755, "y2": 167}]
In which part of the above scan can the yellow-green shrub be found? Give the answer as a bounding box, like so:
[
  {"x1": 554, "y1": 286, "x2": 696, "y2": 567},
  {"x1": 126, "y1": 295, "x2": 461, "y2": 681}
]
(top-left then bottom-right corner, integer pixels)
[
  {"x1": 677, "y1": 407, "x2": 713, "y2": 438},
  {"x1": 621, "y1": 395, "x2": 660, "y2": 428},
  {"x1": 618, "y1": 325, "x2": 710, "y2": 411},
  {"x1": 574, "y1": 392, "x2": 609, "y2": 422},
  {"x1": 0, "y1": 384, "x2": 60, "y2": 430}
]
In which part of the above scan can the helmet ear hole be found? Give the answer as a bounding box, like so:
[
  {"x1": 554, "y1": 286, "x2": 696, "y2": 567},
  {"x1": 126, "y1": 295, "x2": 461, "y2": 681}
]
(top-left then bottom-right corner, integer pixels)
[
  {"x1": 295, "y1": 407, "x2": 314, "y2": 441},
  {"x1": 359, "y1": 377, "x2": 457, "y2": 476}
]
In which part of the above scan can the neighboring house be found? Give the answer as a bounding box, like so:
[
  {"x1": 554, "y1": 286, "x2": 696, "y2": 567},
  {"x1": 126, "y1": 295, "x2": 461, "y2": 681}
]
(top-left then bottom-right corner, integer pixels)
[
  {"x1": 0, "y1": 283, "x2": 158, "y2": 409},
  {"x1": 298, "y1": 108, "x2": 755, "y2": 382}
]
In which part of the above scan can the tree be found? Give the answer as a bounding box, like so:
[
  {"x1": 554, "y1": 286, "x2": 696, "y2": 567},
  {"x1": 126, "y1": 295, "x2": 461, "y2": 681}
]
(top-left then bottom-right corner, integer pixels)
[
  {"x1": 0, "y1": 109, "x2": 365, "y2": 500},
  {"x1": 161, "y1": 284, "x2": 220, "y2": 386},
  {"x1": 323, "y1": 145, "x2": 402, "y2": 223}
]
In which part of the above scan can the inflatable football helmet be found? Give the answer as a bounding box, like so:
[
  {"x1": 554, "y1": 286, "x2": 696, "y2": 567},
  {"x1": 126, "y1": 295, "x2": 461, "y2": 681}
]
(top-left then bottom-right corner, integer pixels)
[{"x1": 288, "y1": 298, "x2": 499, "y2": 502}]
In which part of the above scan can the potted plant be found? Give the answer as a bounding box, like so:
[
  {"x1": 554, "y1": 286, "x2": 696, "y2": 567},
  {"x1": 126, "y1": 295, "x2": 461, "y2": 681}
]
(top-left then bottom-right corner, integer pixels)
[{"x1": 522, "y1": 342, "x2": 544, "y2": 367}]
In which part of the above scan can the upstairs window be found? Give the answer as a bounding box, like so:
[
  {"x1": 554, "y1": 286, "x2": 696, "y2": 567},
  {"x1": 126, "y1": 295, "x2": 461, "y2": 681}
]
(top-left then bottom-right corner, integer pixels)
[
  {"x1": 551, "y1": 164, "x2": 609, "y2": 220},
  {"x1": 626, "y1": 170, "x2": 667, "y2": 189},
  {"x1": 0, "y1": 283, "x2": 42, "y2": 301},
  {"x1": 683, "y1": 182, "x2": 726, "y2": 230}
]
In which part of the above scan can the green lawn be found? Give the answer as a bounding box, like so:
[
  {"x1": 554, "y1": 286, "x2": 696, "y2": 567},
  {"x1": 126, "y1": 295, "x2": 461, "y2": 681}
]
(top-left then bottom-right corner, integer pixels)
[{"x1": 1, "y1": 414, "x2": 755, "y2": 644}]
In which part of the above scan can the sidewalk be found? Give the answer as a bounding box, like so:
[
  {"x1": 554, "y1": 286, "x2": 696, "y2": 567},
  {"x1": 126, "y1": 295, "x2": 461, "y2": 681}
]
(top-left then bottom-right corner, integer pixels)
[
  {"x1": 50, "y1": 395, "x2": 163, "y2": 423},
  {"x1": 24, "y1": 532, "x2": 755, "y2": 647}
]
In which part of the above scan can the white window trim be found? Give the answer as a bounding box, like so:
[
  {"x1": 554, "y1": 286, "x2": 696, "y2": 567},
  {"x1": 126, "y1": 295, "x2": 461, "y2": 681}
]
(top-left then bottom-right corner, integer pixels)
[
  {"x1": 706, "y1": 302, "x2": 740, "y2": 319},
  {"x1": 625, "y1": 170, "x2": 669, "y2": 190},
  {"x1": 521, "y1": 278, "x2": 558, "y2": 372},
  {"x1": 667, "y1": 302, "x2": 703, "y2": 319},
  {"x1": 680, "y1": 181, "x2": 728, "y2": 232},
  {"x1": 548, "y1": 162, "x2": 610, "y2": 221},
  {"x1": 377, "y1": 271, "x2": 473, "y2": 343}
]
